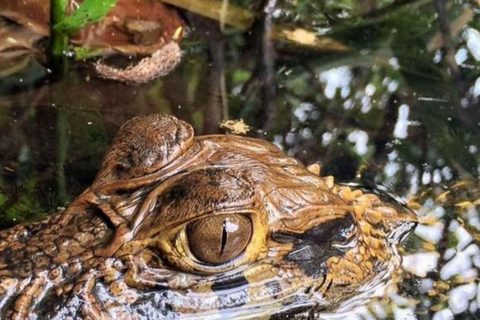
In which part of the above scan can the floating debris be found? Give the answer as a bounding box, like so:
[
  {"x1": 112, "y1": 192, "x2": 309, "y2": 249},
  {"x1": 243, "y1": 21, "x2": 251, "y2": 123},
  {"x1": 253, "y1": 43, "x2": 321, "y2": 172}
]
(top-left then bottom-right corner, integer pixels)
[
  {"x1": 220, "y1": 119, "x2": 251, "y2": 135},
  {"x1": 95, "y1": 42, "x2": 182, "y2": 83}
]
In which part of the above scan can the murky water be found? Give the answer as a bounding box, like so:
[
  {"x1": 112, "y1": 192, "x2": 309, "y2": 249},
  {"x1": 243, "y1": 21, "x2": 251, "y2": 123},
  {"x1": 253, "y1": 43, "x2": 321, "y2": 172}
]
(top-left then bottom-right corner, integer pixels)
[{"x1": 1, "y1": 0, "x2": 480, "y2": 318}]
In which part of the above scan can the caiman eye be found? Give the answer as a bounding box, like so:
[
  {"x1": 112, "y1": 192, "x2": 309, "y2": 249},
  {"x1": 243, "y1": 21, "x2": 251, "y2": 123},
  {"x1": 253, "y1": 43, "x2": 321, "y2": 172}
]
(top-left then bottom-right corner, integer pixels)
[
  {"x1": 156, "y1": 211, "x2": 264, "y2": 274},
  {"x1": 187, "y1": 215, "x2": 252, "y2": 265}
]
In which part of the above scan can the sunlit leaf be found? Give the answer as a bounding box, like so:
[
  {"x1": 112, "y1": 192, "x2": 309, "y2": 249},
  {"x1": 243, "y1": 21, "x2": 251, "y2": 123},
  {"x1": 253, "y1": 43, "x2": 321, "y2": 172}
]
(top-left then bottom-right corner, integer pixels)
[
  {"x1": 454, "y1": 201, "x2": 474, "y2": 210},
  {"x1": 73, "y1": 47, "x2": 104, "y2": 60},
  {"x1": 54, "y1": 0, "x2": 118, "y2": 34},
  {"x1": 435, "y1": 190, "x2": 450, "y2": 203},
  {"x1": 276, "y1": 28, "x2": 349, "y2": 51}
]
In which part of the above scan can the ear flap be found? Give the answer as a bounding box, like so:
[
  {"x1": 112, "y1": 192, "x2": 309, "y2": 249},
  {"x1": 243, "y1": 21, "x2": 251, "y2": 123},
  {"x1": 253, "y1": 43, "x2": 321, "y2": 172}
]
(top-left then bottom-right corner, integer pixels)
[{"x1": 94, "y1": 114, "x2": 194, "y2": 184}]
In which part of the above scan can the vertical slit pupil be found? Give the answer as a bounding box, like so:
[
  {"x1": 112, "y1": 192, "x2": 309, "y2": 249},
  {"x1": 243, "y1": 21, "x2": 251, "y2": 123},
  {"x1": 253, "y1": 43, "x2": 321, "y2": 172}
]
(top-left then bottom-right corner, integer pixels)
[{"x1": 220, "y1": 219, "x2": 228, "y2": 256}]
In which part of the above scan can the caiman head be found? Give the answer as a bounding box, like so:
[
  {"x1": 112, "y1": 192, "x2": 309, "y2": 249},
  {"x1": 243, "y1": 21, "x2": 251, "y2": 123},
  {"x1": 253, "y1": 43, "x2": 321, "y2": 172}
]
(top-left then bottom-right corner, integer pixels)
[{"x1": 0, "y1": 114, "x2": 417, "y2": 319}]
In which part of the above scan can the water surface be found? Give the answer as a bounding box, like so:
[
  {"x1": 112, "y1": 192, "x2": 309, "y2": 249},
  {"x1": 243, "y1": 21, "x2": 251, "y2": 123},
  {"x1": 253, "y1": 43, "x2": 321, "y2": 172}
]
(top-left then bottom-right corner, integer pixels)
[{"x1": 1, "y1": 0, "x2": 480, "y2": 318}]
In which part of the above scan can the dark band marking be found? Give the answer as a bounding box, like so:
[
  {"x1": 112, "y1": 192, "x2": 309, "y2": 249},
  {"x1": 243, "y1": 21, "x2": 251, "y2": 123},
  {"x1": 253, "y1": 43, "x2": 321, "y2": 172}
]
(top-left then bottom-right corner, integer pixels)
[
  {"x1": 324, "y1": 278, "x2": 333, "y2": 294},
  {"x1": 211, "y1": 274, "x2": 249, "y2": 292},
  {"x1": 220, "y1": 220, "x2": 227, "y2": 256}
]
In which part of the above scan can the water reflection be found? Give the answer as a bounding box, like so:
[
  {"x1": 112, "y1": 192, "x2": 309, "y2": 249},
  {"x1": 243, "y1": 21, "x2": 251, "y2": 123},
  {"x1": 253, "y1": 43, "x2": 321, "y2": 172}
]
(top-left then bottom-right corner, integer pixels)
[{"x1": 1, "y1": 0, "x2": 480, "y2": 318}]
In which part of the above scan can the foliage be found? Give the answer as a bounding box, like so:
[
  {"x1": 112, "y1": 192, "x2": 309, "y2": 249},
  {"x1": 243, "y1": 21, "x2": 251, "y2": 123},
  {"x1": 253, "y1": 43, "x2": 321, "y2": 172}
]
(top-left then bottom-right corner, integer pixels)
[{"x1": 53, "y1": 0, "x2": 118, "y2": 34}]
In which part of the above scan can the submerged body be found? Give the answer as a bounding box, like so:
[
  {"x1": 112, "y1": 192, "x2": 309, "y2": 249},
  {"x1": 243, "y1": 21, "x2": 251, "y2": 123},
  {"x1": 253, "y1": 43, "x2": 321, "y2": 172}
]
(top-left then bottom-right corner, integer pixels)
[{"x1": 0, "y1": 114, "x2": 417, "y2": 319}]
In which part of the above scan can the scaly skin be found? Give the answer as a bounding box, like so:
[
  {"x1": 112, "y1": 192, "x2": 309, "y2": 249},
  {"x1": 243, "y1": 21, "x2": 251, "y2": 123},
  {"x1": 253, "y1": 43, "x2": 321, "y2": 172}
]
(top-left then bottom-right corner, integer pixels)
[{"x1": 0, "y1": 114, "x2": 417, "y2": 319}]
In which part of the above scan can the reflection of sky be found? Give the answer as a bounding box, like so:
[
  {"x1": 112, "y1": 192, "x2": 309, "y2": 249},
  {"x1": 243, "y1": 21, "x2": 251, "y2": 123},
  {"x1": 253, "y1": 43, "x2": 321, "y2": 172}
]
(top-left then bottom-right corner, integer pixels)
[
  {"x1": 393, "y1": 104, "x2": 409, "y2": 139},
  {"x1": 455, "y1": 47, "x2": 468, "y2": 65},
  {"x1": 461, "y1": 28, "x2": 480, "y2": 100},
  {"x1": 465, "y1": 27, "x2": 480, "y2": 61},
  {"x1": 319, "y1": 67, "x2": 352, "y2": 99},
  {"x1": 472, "y1": 77, "x2": 480, "y2": 98},
  {"x1": 401, "y1": 201, "x2": 480, "y2": 319},
  {"x1": 293, "y1": 103, "x2": 313, "y2": 122},
  {"x1": 322, "y1": 131, "x2": 333, "y2": 146},
  {"x1": 402, "y1": 252, "x2": 440, "y2": 277},
  {"x1": 348, "y1": 130, "x2": 369, "y2": 155}
]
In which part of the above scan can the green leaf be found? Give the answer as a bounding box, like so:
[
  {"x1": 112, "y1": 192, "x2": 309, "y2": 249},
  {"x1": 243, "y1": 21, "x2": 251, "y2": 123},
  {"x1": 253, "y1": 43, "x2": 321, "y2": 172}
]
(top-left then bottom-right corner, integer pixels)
[
  {"x1": 53, "y1": 0, "x2": 118, "y2": 34},
  {"x1": 73, "y1": 47, "x2": 104, "y2": 60},
  {"x1": 0, "y1": 193, "x2": 7, "y2": 207}
]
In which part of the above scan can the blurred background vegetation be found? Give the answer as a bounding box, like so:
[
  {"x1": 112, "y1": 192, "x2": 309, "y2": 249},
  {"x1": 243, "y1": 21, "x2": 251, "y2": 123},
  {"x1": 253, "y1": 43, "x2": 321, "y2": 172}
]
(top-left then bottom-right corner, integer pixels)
[{"x1": 2, "y1": 0, "x2": 478, "y2": 222}]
